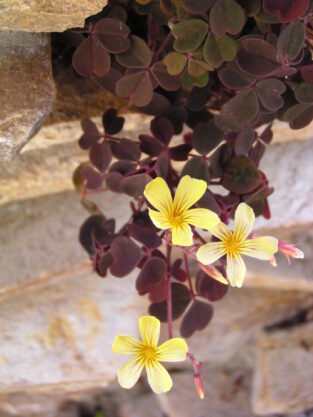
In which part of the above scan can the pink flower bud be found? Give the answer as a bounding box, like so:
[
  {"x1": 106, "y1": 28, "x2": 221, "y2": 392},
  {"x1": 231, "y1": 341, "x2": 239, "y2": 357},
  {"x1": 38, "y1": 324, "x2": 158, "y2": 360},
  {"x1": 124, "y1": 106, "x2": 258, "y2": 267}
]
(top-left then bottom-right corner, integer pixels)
[
  {"x1": 194, "y1": 373, "x2": 205, "y2": 399},
  {"x1": 278, "y1": 241, "x2": 304, "y2": 265}
]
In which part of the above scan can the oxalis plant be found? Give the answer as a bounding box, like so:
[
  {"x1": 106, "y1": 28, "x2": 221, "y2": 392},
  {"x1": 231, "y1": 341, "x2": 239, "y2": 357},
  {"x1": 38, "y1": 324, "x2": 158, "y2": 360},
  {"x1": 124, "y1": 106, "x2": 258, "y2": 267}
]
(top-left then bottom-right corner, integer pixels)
[{"x1": 70, "y1": 0, "x2": 310, "y2": 398}]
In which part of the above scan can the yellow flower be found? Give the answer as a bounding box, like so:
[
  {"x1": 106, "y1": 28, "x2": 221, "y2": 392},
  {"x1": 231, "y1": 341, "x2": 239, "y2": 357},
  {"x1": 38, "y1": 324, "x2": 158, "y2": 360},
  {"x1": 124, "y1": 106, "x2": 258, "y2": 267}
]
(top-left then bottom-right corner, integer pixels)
[
  {"x1": 112, "y1": 316, "x2": 188, "y2": 394},
  {"x1": 144, "y1": 175, "x2": 220, "y2": 246},
  {"x1": 196, "y1": 203, "x2": 278, "y2": 288}
]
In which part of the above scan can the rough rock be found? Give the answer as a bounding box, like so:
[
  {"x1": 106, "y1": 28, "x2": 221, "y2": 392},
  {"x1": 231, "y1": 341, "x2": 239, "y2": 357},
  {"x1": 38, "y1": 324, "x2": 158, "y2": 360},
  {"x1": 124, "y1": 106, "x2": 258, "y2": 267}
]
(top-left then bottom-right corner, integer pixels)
[
  {"x1": 0, "y1": 32, "x2": 56, "y2": 161},
  {"x1": 252, "y1": 322, "x2": 313, "y2": 415},
  {"x1": 0, "y1": 1, "x2": 107, "y2": 32},
  {"x1": 254, "y1": 138, "x2": 313, "y2": 235},
  {"x1": 158, "y1": 362, "x2": 275, "y2": 417},
  {"x1": 170, "y1": 287, "x2": 313, "y2": 367},
  {"x1": 0, "y1": 190, "x2": 132, "y2": 295},
  {"x1": 0, "y1": 267, "x2": 148, "y2": 394}
]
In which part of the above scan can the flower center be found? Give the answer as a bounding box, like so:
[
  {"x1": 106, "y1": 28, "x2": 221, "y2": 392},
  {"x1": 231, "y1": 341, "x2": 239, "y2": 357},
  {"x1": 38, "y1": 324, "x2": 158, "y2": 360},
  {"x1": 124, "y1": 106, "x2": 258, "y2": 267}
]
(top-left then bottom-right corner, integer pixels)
[
  {"x1": 168, "y1": 208, "x2": 184, "y2": 228},
  {"x1": 142, "y1": 346, "x2": 157, "y2": 364},
  {"x1": 224, "y1": 234, "x2": 241, "y2": 256}
]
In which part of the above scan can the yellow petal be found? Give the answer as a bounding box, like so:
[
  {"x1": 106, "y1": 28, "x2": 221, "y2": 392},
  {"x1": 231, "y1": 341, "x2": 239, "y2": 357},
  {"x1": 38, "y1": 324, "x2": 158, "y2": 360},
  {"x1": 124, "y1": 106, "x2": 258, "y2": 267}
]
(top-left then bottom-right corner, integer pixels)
[
  {"x1": 117, "y1": 355, "x2": 144, "y2": 389},
  {"x1": 172, "y1": 224, "x2": 193, "y2": 246},
  {"x1": 233, "y1": 203, "x2": 255, "y2": 242},
  {"x1": 139, "y1": 316, "x2": 160, "y2": 348},
  {"x1": 157, "y1": 338, "x2": 188, "y2": 362},
  {"x1": 210, "y1": 221, "x2": 232, "y2": 241},
  {"x1": 112, "y1": 335, "x2": 143, "y2": 355},
  {"x1": 226, "y1": 254, "x2": 246, "y2": 288},
  {"x1": 173, "y1": 176, "x2": 207, "y2": 214},
  {"x1": 148, "y1": 209, "x2": 171, "y2": 229},
  {"x1": 185, "y1": 208, "x2": 220, "y2": 231},
  {"x1": 146, "y1": 360, "x2": 173, "y2": 394},
  {"x1": 241, "y1": 236, "x2": 278, "y2": 260},
  {"x1": 196, "y1": 242, "x2": 225, "y2": 265},
  {"x1": 144, "y1": 177, "x2": 172, "y2": 215}
]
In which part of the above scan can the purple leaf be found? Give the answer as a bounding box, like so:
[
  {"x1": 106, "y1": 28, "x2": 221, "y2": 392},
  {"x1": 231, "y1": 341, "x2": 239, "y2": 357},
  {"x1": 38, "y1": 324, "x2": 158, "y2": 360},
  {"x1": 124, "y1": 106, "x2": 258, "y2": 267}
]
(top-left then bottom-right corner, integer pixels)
[
  {"x1": 80, "y1": 166, "x2": 103, "y2": 190},
  {"x1": 120, "y1": 173, "x2": 151, "y2": 198},
  {"x1": 180, "y1": 300, "x2": 213, "y2": 338},
  {"x1": 89, "y1": 142, "x2": 112, "y2": 172},
  {"x1": 102, "y1": 109, "x2": 125, "y2": 135},
  {"x1": 115, "y1": 71, "x2": 154, "y2": 107},
  {"x1": 221, "y1": 155, "x2": 261, "y2": 194},
  {"x1": 150, "y1": 117, "x2": 174, "y2": 145},
  {"x1": 110, "y1": 138, "x2": 141, "y2": 161},
  {"x1": 196, "y1": 270, "x2": 228, "y2": 301},
  {"x1": 128, "y1": 223, "x2": 162, "y2": 249},
  {"x1": 136, "y1": 257, "x2": 167, "y2": 295},
  {"x1": 115, "y1": 35, "x2": 151, "y2": 68},
  {"x1": 110, "y1": 236, "x2": 142, "y2": 277},
  {"x1": 151, "y1": 61, "x2": 182, "y2": 91},
  {"x1": 95, "y1": 18, "x2": 131, "y2": 53}
]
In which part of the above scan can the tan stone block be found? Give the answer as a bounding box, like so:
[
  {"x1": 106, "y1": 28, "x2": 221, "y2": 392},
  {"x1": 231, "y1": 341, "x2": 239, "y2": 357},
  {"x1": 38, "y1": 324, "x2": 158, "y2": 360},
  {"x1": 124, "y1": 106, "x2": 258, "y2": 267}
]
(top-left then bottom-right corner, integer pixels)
[
  {"x1": 0, "y1": 1, "x2": 107, "y2": 32},
  {"x1": 0, "y1": 267, "x2": 148, "y2": 394},
  {"x1": 0, "y1": 32, "x2": 56, "y2": 161},
  {"x1": 252, "y1": 322, "x2": 313, "y2": 415}
]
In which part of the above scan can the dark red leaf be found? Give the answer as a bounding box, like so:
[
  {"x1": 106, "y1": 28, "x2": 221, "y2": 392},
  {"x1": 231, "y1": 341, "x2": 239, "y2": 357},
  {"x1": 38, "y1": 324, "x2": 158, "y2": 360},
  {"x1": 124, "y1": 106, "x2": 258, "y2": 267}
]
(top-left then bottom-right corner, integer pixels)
[
  {"x1": 197, "y1": 190, "x2": 222, "y2": 215},
  {"x1": 149, "y1": 279, "x2": 168, "y2": 303},
  {"x1": 115, "y1": 71, "x2": 153, "y2": 107},
  {"x1": 139, "y1": 134, "x2": 163, "y2": 156},
  {"x1": 109, "y1": 160, "x2": 137, "y2": 174},
  {"x1": 218, "y1": 61, "x2": 256, "y2": 89},
  {"x1": 196, "y1": 270, "x2": 228, "y2": 301},
  {"x1": 263, "y1": 0, "x2": 310, "y2": 23},
  {"x1": 105, "y1": 171, "x2": 123, "y2": 192},
  {"x1": 182, "y1": 0, "x2": 215, "y2": 13},
  {"x1": 110, "y1": 138, "x2": 141, "y2": 161},
  {"x1": 187, "y1": 85, "x2": 212, "y2": 112},
  {"x1": 80, "y1": 166, "x2": 103, "y2": 190},
  {"x1": 128, "y1": 223, "x2": 162, "y2": 249},
  {"x1": 79, "y1": 119, "x2": 102, "y2": 150},
  {"x1": 89, "y1": 142, "x2": 112, "y2": 173},
  {"x1": 115, "y1": 35, "x2": 151, "y2": 68},
  {"x1": 169, "y1": 144, "x2": 192, "y2": 161},
  {"x1": 96, "y1": 252, "x2": 114, "y2": 277},
  {"x1": 249, "y1": 141, "x2": 266, "y2": 166},
  {"x1": 96, "y1": 67, "x2": 122, "y2": 95},
  {"x1": 121, "y1": 173, "x2": 151, "y2": 198},
  {"x1": 136, "y1": 257, "x2": 167, "y2": 295},
  {"x1": 110, "y1": 236, "x2": 142, "y2": 277},
  {"x1": 150, "y1": 117, "x2": 174, "y2": 145},
  {"x1": 95, "y1": 18, "x2": 131, "y2": 53},
  {"x1": 180, "y1": 300, "x2": 213, "y2": 338},
  {"x1": 235, "y1": 126, "x2": 256, "y2": 155},
  {"x1": 259, "y1": 124, "x2": 273, "y2": 144},
  {"x1": 171, "y1": 259, "x2": 187, "y2": 282},
  {"x1": 102, "y1": 109, "x2": 125, "y2": 135},
  {"x1": 72, "y1": 35, "x2": 111, "y2": 78},
  {"x1": 299, "y1": 65, "x2": 313, "y2": 83},
  {"x1": 193, "y1": 120, "x2": 224, "y2": 154},
  {"x1": 155, "y1": 151, "x2": 169, "y2": 178},
  {"x1": 79, "y1": 215, "x2": 115, "y2": 255},
  {"x1": 149, "y1": 283, "x2": 191, "y2": 322},
  {"x1": 256, "y1": 78, "x2": 286, "y2": 111},
  {"x1": 283, "y1": 103, "x2": 313, "y2": 129}
]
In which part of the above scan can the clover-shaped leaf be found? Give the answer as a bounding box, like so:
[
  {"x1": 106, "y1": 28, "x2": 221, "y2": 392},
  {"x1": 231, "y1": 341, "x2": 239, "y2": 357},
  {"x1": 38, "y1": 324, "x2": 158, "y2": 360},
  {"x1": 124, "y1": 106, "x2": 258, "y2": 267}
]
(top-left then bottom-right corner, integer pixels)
[
  {"x1": 121, "y1": 173, "x2": 151, "y2": 198},
  {"x1": 263, "y1": 0, "x2": 310, "y2": 23},
  {"x1": 295, "y1": 82, "x2": 313, "y2": 104},
  {"x1": 116, "y1": 35, "x2": 152, "y2": 68},
  {"x1": 95, "y1": 18, "x2": 131, "y2": 53},
  {"x1": 171, "y1": 19, "x2": 209, "y2": 53},
  {"x1": 221, "y1": 155, "x2": 261, "y2": 193},
  {"x1": 193, "y1": 120, "x2": 224, "y2": 154},
  {"x1": 210, "y1": 0, "x2": 245, "y2": 37},
  {"x1": 79, "y1": 119, "x2": 102, "y2": 150},
  {"x1": 277, "y1": 21, "x2": 305, "y2": 62},
  {"x1": 256, "y1": 78, "x2": 286, "y2": 111},
  {"x1": 284, "y1": 103, "x2": 313, "y2": 130},
  {"x1": 203, "y1": 32, "x2": 237, "y2": 68},
  {"x1": 180, "y1": 300, "x2": 213, "y2": 338},
  {"x1": 163, "y1": 52, "x2": 187, "y2": 75},
  {"x1": 151, "y1": 61, "x2": 182, "y2": 91},
  {"x1": 115, "y1": 71, "x2": 153, "y2": 107},
  {"x1": 102, "y1": 109, "x2": 125, "y2": 135},
  {"x1": 182, "y1": 0, "x2": 215, "y2": 13},
  {"x1": 110, "y1": 236, "x2": 142, "y2": 277},
  {"x1": 218, "y1": 61, "x2": 256, "y2": 89},
  {"x1": 181, "y1": 156, "x2": 210, "y2": 182},
  {"x1": 89, "y1": 142, "x2": 112, "y2": 173},
  {"x1": 136, "y1": 257, "x2": 167, "y2": 295},
  {"x1": 196, "y1": 270, "x2": 228, "y2": 301},
  {"x1": 129, "y1": 223, "x2": 162, "y2": 249}
]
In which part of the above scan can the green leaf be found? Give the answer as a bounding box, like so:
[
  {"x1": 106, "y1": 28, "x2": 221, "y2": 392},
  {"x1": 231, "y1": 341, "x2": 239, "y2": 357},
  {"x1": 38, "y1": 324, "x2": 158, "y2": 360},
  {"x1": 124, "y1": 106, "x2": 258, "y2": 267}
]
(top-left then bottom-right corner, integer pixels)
[
  {"x1": 295, "y1": 82, "x2": 313, "y2": 104},
  {"x1": 182, "y1": 68, "x2": 209, "y2": 90},
  {"x1": 115, "y1": 35, "x2": 151, "y2": 68},
  {"x1": 210, "y1": 0, "x2": 245, "y2": 37},
  {"x1": 163, "y1": 52, "x2": 187, "y2": 75},
  {"x1": 203, "y1": 32, "x2": 237, "y2": 68},
  {"x1": 277, "y1": 21, "x2": 305, "y2": 62},
  {"x1": 187, "y1": 59, "x2": 210, "y2": 77},
  {"x1": 221, "y1": 155, "x2": 260, "y2": 193},
  {"x1": 181, "y1": 156, "x2": 210, "y2": 182},
  {"x1": 171, "y1": 19, "x2": 209, "y2": 53}
]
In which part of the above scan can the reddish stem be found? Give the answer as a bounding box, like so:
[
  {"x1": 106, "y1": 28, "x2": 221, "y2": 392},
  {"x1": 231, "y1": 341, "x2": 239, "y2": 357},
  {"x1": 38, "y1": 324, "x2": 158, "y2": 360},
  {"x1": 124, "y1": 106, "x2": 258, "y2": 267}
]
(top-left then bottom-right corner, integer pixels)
[
  {"x1": 184, "y1": 252, "x2": 195, "y2": 299},
  {"x1": 166, "y1": 243, "x2": 173, "y2": 339},
  {"x1": 153, "y1": 32, "x2": 171, "y2": 63},
  {"x1": 193, "y1": 230, "x2": 206, "y2": 244}
]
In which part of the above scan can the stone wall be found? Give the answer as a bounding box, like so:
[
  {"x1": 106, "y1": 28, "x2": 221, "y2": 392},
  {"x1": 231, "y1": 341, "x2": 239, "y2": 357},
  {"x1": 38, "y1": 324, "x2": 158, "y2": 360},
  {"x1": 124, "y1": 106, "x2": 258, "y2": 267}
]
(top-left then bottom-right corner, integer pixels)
[{"x1": 0, "y1": 2, "x2": 313, "y2": 417}]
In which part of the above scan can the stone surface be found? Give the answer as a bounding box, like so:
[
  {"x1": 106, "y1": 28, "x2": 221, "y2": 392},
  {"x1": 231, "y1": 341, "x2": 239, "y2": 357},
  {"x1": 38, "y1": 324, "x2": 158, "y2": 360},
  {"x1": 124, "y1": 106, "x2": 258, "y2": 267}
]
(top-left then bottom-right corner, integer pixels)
[
  {"x1": 158, "y1": 362, "x2": 275, "y2": 417},
  {"x1": 0, "y1": 190, "x2": 132, "y2": 295},
  {"x1": 0, "y1": 32, "x2": 56, "y2": 161},
  {"x1": 254, "y1": 138, "x2": 313, "y2": 235},
  {"x1": 252, "y1": 322, "x2": 313, "y2": 415},
  {"x1": 0, "y1": 267, "x2": 147, "y2": 394},
  {"x1": 169, "y1": 287, "x2": 313, "y2": 369},
  {"x1": 0, "y1": 1, "x2": 107, "y2": 32}
]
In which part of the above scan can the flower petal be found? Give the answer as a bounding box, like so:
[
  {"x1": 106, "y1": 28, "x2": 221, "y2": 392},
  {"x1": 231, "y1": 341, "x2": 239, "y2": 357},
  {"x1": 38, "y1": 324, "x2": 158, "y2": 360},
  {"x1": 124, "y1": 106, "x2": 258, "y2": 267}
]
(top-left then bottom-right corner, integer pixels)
[
  {"x1": 210, "y1": 221, "x2": 232, "y2": 241},
  {"x1": 146, "y1": 360, "x2": 173, "y2": 394},
  {"x1": 139, "y1": 316, "x2": 160, "y2": 348},
  {"x1": 117, "y1": 355, "x2": 144, "y2": 389},
  {"x1": 185, "y1": 208, "x2": 220, "y2": 231},
  {"x1": 112, "y1": 335, "x2": 144, "y2": 355},
  {"x1": 144, "y1": 177, "x2": 172, "y2": 215},
  {"x1": 148, "y1": 209, "x2": 171, "y2": 229},
  {"x1": 196, "y1": 242, "x2": 225, "y2": 265},
  {"x1": 173, "y1": 176, "x2": 207, "y2": 213},
  {"x1": 226, "y1": 254, "x2": 246, "y2": 288},
  {"x1": 172, "y1": 224, "x2": 193, "y2": 246},
  {"x1": 233, "y1": 203, "x2": 255, "y2": 242},
  {"x1": 157, "y1": 338, "x2": 188, "y2": 362},
  {"x1": 241, "y1": 236, "x2": 278, "y2": 260}
]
